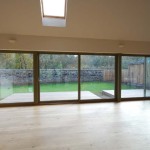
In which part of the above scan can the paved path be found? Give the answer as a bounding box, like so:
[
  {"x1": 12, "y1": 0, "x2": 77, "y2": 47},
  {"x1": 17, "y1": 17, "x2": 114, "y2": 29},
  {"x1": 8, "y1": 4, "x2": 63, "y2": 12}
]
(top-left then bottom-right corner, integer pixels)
[
  {"x1": 1, "y1": 89, "x2": 149, "y2": 104},
  {"x1": 103, "y1": 89, "x2": 150, "y2": 98},
  {"x1": 0, "y1": 91, "x2": 100, "y2": 103}
]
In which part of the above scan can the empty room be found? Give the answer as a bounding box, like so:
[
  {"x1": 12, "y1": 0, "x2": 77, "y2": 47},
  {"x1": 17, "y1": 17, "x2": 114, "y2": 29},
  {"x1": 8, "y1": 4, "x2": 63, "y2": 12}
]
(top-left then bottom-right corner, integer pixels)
[{"x1": 0, "y1": 0, "x2": 150, "y2": 150}]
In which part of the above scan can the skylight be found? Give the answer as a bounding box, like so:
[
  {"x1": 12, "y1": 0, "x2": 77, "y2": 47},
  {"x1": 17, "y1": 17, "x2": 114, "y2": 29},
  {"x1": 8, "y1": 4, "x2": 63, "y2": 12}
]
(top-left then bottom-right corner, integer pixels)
[{"x1": 42, "y1": 0, "x2": 66, "y2": 18}]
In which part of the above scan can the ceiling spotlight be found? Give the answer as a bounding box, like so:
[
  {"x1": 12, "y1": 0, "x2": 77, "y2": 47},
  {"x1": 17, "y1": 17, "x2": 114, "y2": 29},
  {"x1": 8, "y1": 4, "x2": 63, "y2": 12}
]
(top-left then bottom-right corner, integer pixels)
[
  {"x1": 9, "y1": 38, "x2": 16, "y2": 44},
  {"x1": 118, "y1": 42, "x2": 125, "y2": 48}
]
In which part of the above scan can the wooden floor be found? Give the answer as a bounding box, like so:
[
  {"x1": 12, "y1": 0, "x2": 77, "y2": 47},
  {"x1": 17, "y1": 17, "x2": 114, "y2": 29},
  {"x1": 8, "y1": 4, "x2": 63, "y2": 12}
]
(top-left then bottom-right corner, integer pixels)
[{"x1": 0, "y1": 101, "x2": 150, "y2": 150}]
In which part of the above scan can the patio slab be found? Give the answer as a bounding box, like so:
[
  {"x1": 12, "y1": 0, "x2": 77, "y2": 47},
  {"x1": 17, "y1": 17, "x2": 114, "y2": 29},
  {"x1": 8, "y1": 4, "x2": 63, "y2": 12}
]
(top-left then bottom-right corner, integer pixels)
[
  {"x1": 102, "y1": 89, "x2": 150, "y2": 98},
  {"x1": 0, "y1": 91, "x2": 100, "y2": 103}
]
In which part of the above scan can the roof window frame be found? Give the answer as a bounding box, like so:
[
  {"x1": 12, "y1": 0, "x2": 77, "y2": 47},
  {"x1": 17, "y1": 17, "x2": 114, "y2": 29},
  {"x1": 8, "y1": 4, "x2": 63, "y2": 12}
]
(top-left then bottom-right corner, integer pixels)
[{"x1": 41, "y1": 0, "x2": 67, "y2": 19}]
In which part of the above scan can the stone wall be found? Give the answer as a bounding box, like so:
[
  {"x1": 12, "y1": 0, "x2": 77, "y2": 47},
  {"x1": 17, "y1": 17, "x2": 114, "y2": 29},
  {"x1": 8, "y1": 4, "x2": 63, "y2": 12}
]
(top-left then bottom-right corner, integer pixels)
[
  {"x1": 41, "y1": 69, "x2": 103, "y2": 83},
  {"x1": 80, "y1": 70, "x2": 103, "y2": 82},
  {"x1": 0, "y1": 69, "x2": 14, "y2": 99},
  {"x1": 0, "y1": 69, "x2": 33, "y2": 85},
  {"x1": 0, "y1": 69, "x2": 107, "y2": 85},
  {"x1": 40, "y1": 69, "x2": 78, "y2": 83}
]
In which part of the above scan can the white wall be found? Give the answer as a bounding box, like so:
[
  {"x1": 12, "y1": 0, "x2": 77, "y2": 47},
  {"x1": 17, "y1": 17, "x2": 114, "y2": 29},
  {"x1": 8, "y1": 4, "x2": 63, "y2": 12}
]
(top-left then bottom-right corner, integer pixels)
[{"x1": 0, "y1": 34, "x2": 150, "y2": 54}]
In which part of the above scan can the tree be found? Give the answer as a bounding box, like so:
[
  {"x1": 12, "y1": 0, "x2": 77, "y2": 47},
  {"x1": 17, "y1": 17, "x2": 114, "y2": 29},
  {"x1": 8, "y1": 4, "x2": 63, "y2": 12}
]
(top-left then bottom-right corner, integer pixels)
[
  {"x1": 40, "y1": 54, "x2": 78, "y2": 69},
  {"x1": 0, "y1": 53, "x2": 33, "y2": 69}
]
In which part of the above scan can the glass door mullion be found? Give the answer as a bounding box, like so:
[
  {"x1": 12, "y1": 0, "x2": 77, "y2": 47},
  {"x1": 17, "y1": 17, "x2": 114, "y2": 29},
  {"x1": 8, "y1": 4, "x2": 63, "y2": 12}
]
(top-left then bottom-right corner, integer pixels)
[{"x1": 34, "y1": 52, "x2": 40, "y2": 104}]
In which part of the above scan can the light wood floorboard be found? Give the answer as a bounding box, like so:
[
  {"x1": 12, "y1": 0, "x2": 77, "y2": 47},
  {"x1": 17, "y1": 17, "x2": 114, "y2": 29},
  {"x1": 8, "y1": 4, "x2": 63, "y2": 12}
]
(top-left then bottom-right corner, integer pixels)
[{"x1": 0, "y1": 101, "x2": 150, "y2": 150}]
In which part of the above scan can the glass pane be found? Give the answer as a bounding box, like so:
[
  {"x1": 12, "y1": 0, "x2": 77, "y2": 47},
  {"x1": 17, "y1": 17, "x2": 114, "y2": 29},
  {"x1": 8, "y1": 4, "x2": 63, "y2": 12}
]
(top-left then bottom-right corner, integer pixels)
[
  {"x1": 121, "y1": 56, "x2": 144, "y2": 98},
  {"x1": 80, "y1": 55, "x2": 115, "y2": 100},
  {"x1": 146, "y1": 57, "x2": 150, "y2": 97},
  {"x1": 0, "y1": 53, "x2": 34, "y2": 103},
  {"x1": 40, "y1": 54, "x2": 78, "y2": 101},
  {"x1": 42, "y1": 0, "x2": 66, "y2": 17}
]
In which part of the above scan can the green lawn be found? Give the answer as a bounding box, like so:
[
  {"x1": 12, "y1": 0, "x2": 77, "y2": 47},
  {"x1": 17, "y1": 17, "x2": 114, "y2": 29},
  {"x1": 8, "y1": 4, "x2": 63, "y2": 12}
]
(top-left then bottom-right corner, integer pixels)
[{"x1": 13, "y1": 82, "x2": 137, "y2": 93}]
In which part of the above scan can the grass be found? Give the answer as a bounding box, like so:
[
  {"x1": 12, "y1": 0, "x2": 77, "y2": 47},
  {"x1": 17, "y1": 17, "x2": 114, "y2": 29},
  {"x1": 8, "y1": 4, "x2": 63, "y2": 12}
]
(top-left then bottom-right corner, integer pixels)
[
  {"x1": 14, "y1": 82, "x2": 115, "y2": 93},
  {"x1": 13, "y1": 82, "x2": 136, "y2": 93}
]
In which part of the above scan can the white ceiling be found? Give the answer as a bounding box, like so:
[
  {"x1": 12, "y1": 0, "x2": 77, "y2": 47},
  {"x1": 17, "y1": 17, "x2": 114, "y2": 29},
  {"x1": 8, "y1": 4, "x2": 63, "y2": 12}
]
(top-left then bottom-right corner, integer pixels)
[{"x1": 0, "y1": 0, "x2": 150, "y2": 41}]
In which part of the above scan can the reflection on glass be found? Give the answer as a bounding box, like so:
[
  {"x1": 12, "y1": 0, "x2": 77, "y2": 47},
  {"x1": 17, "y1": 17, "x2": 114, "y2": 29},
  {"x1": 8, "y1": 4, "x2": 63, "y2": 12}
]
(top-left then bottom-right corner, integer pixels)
[
  {"x1": 39, "y1": 54, "x2": 78, "y2": 101},
  {"x1": 146, "y1": 57, "x2": 150, "y2": 97},
  {"x1": 80, "y1": 55, "x2": 115, "y2": 100},
  {"x1": 0, "y1": 53, "x2": 34, "y2": 103},
  {"x1": 121, "y1": 56, "x2": 144, "y2": 98}
]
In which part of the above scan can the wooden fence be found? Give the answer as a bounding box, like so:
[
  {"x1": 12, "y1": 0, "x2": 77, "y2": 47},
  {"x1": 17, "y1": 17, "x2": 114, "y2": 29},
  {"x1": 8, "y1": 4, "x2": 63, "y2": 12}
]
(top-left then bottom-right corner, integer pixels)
[
  {"x1": 122, "y1": 64, "x2": 144, "y2": 85},
  {"x1": 104, "y1": 64, "x2": 147, "y2": 87},
  {"x1": 103, "y1": 69, "x2": 115, "y2": 81}
]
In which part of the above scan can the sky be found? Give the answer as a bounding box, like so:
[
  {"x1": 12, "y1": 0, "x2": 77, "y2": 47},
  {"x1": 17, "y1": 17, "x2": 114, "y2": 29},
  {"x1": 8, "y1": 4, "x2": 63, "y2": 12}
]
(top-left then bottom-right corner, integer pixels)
[{"x1": 42, "y1": 0, "x2": 65, "y2": 17}]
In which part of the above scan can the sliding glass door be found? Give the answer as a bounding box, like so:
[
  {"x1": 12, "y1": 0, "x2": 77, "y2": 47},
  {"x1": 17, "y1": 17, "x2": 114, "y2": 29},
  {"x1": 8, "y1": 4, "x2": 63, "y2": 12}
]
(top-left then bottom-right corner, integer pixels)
[
  {"x1": 80, "y1": 55, "x2": 115, "y2": 100},
  {"x1": 1, "y1": 52, "x2": 150, "y2": 105},
  {"x1": 121, "y1": 56, "x2": 145, "y2": 98},
  {"x1": 39, "y1": 54, "x2": 78, "y2": 101},
  {"x1": 0, "y1": 53, "x2": 34, "y2": 103}
]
